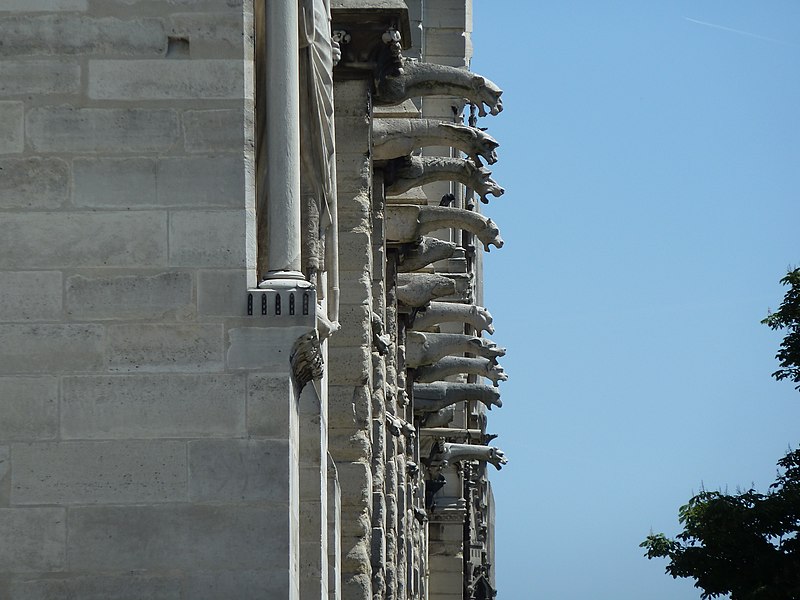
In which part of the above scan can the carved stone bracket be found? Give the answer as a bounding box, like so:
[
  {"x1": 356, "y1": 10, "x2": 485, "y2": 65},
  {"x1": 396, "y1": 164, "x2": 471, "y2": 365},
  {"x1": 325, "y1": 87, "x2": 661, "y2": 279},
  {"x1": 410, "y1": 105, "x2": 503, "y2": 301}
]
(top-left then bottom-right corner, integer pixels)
[{"x1": 291, "y1": 330, "x2": 324, "y2": 391}]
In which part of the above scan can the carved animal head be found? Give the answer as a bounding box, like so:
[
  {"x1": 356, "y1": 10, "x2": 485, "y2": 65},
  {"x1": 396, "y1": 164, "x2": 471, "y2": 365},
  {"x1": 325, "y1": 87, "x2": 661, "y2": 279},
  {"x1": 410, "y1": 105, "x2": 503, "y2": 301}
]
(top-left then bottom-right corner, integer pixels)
[
  {"x1": 487, "y1": 447, "x2": 508, "y2": 470},
  {"x1": 467, "y1": 164, "x2": 504, "y2": 203},
  {"x1": 477, "y1": 218, "x2": 504, "y2": 252},
  {"x1": 440, "y1": 123, "x2": 500, "y2": 165},
  {"x1": 468, "y1": 337, "x2": 506, "y2": 360},
  {"x1": 471, "y1": 305, "x2": 495, "y2": 335},
  {"x1": 486, "y1": 363, "x2": 508, "y2": 386},
  {"x1": 479, "y1": 387, "x2": 503, "y2": 410},
  {"x1": 471, "y1": 74, "x2": 503, "y2": 117}
]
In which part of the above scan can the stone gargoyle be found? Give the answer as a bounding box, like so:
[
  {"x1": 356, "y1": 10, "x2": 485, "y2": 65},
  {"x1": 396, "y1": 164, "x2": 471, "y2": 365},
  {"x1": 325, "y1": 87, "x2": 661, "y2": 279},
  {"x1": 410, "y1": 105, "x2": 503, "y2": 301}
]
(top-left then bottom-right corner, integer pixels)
[
  {"x1": 433, "y1": 442, "x2": 508, "y2": 470},
  {"x1": 373, "y1": 118, "x2": 499, "y2": 165},
  {"x1": 412, "y1": 382, "x2": 502, "y2": 412},
  {"x1": 396, "y1": 273, "x2": 455, "y2": 308},
  {"x1": 385, "y1": 156, "x2": 504, "y2": 203},
  {"x1": 387, "y1": 413, "x2": 415, "y2": 439},
  {"x1": 397, "y1": 237, "x2": 457, "y2": 273},
  {"x1": 411, "y1": 301, "x2": 494, "y2": 335},
  {"x1": 414, "y1": 356, "x2": 508, "y2": 387},
  {"x1": 420, "y1": 405, "x2": 455, "y2": 428},
  {"x1": 375, "y1": 59, "x2": 503, "y2": 117},
  {"x1": 405, "y1": 331, "x2": 506, "y2": 368},
  {"x1": 371, "y1": 311, "x2": 391, "y2": 355},
  {"x1": 386, "y1": 205, "x2": 503, "y2": 252}
]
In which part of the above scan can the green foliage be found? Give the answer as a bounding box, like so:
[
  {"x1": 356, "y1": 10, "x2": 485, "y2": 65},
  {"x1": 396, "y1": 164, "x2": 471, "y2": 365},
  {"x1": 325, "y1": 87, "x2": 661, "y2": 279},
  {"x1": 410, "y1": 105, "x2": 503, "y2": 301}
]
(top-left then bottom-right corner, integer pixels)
[
  {"x1": 762, "y1": 268, "x2": 800, "y2": 390},
  {"x1": 641, "y1": 448, "x2": 800, "y2": 600}
]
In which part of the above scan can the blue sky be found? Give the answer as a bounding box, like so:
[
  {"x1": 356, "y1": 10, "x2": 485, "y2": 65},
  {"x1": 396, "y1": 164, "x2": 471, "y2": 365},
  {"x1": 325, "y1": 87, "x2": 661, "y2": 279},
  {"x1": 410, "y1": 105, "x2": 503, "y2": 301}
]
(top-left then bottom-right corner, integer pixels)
[{"x1": 470, "y1": 2, "x2": 800, "y2": 598}]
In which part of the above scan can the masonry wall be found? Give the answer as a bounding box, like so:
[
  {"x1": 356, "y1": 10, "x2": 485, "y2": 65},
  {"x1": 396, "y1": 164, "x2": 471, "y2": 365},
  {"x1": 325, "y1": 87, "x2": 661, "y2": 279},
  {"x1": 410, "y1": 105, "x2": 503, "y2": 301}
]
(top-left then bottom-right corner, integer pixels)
[{"x1": 0, "y1": 2, "x2": 303, "y2": 597}]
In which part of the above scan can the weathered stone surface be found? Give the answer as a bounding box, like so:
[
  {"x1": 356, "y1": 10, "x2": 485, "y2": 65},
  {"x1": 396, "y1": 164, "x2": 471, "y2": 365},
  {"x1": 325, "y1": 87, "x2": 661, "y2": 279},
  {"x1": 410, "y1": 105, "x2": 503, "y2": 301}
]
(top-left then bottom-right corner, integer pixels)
[
  {"x1": 68, "y1": 505, "x2": 289, "y2": 570},
  {"x1": 107, "y1": 323, "x2": 224, "y2": 372},
  {"x1": 61, "y1": 374, "x2": 246, "y2": 439},
  {"x1": 12, "y1": 441, "x2": 187, "y2": 504},
  {"x1": 27, "y1": 107, "x2": 178, "y2": 153},
  {"x1": 197, "y1": 269, "x2": 248, "y2": 316},
  {"x1": 0, "y1": 446, "x2": 9, "y2": 505},
  {"x1": 157, "y1": 155, "x2": 245, "y2": 207},
  {"x1": 183, "y1": 571, "x2": 281, "y2": 600},
  {"x1": 0, "y1": 60, "x2": 80, "y2": 96},
  {"x1": 0, "y1": 325, "x2": 104, "y2": 374},
  {"x1": 0, "y1": 15, "x2": 165, "y2": 56},
  {"x1": 246, "y1": 374, "x2": 292, "y2": 438},
  {"x1": 188, "y1": 439, "x2": 289, "y2": 502},
  {"x1": 0, "y1": 272, "x2": 62, "y2": 322},
  {"x1": 0, "y1": 0, "x2": 87, "y2": 12},
  {"x1": 183, "y1": 109, "x2": 249, "y2": 153},
  {"x1": 8, "y1": 575, "x2": 182, "y2": 600},
  {"x1": 73, "y1": 157, "x2": 156, "y2": 208},
  {"x1": 327, "y1": 346, "x2": 371, "y2": 386},
  {"x1": 65, "y1": 271, "x2": 193, "y2": 320},
  {"x1": 169, "y1": 210, "x2": 249, "y2": 268},
  {"x1": 0, "y1": 102, "x2": 24, "y2": 154},
  {"x1": 0, "y1": 157, "x2": 69, "y2": 210},
  {"x1": 0, "y1": 377, "x2": 58, "y2": 441},
  {"x1": 89, "y1": 60, "x2": 244, "y2": 100},
  {"x1": 337, "y1": 461, "x2": 372, "y2": 507},
  {"x1": 0, "y1": 508, "x2": 65, "y2": 572},
  {"x1": 169, "y1": 12, "x2": 245, "y2": 58},
  {"x1": 0, "y1": 212, "x2": 167, "y2": 268},
  {"x1": 226, "y1": 325, "x2": 308, "y2": 371}
]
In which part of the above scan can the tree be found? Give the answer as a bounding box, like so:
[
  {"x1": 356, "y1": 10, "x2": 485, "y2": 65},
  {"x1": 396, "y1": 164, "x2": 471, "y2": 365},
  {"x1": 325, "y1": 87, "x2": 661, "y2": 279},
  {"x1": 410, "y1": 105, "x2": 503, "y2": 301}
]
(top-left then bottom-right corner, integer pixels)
[
  {"x1": 762, "y1": 268, "x2": 800, "y2": 390},
  {"x1": 641, "y1": 268, "x2": 800, "y2": 599},
  {"x1": 641, "y1": 449, "x2": 800, "y2": 599}
]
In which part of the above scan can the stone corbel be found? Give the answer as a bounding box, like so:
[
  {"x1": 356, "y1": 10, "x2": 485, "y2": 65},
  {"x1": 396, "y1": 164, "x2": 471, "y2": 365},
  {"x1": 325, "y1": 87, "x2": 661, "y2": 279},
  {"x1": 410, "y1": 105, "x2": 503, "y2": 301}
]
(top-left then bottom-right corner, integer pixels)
[
  {"x1": 375, "y1": 59, "x2": 503, "y2": 118},
  {"x1": 386, "y1": 205, "x2": 504, "y2": 252},
  {"x1": 395, "y1": 273, "x2": 456, "y2": 308},
  {"x1": 405, "y1": 331, "x2": 505, "y2": 368},
  {"x1": 290, "y1": 330, "x2": 324, "y2": 391},
  {"x1": 432, "y1": 442, "x2": 508, "y2": 471},
  {"x1": 373, "y1": 118, "x2": 499, "y2": 165},
  {"x1": 385, "y1": 156, "x2": 504, "y2": 203},
  {"x1": 410, "y1": 301, "x2": 495, "y2": 334},
  {"x1": 397, "y1": 237, "x2": 457, "y2": 273},
  {"x1": 412, "y1": 382, "x2": 502, "y2": 412},
  {"x1": 414, "y1": 356, "x2": 508, "y2": 386}
]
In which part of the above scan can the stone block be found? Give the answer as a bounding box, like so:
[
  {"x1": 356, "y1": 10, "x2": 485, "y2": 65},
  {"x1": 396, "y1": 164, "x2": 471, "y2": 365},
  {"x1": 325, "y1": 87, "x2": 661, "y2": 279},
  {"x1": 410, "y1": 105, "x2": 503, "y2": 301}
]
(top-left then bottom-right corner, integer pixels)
[
  {"x1": 0, "y1": 60, "x2": 80, "y2": 97},
  {"x1": 197, "y1": 269, "x2": 248, "y2": 316},
  {"x1": 188, "y1": 439, "x2": 290, "y2": 503},
  {"x1": 0, "y1": 212, "x2": 168, "y2": 268},
  {"x1": 337, "y1": 229, "x2": 372, "y2": 272},
  {"x1": 0, "y1": 377, "x2": 58, "y2": 441},
  {"x1": 73, "y1": 157, "x2": 156, "y2": 208},
  {"x1": 327, "y1": 346, "x2": 371, "y2": 386},
  {"x1": 226, "y1": 324, "x2": 308, "y2": 371},
  {"x1": 247, "y1": 373, "x2": 292, "y2": 438},
  {"x1": 183, "y1": 109, "x2": 250, "y2": 153},
  {"x1": 65, "y1": 271, "x2": 193, "y2": 320},
  {"x1": 0, "y1": 102, "x2": 23, "y2": 154},
  {"x1": 0, "y1": 15, "x2": 165, "y2": 56},
  {"x1": 0, "y1": 446, "x2": 9, "y2": 505},
  {"x1": 338, "y1": 270, "x2": 371, "y2": 305},
  {"x1": 67, "y1": 505, "x2": 289, "y2": 571},
  {"x1": 0, "y1": 272, "x2": 62, "y2": 322},
  {"x1": 183, "y1": 571, "x2": 283, "y2": 600},
  {"x1": 333, "y1": 304, "x2": 371, "y2": 347},
  {"x1": 423, "y1": 28, "x2": 468, "y2": 57},
  {"x1": 107, "y1": 323, "x2": 224, "y2": 372},
  {"x1": 337, "y1": 461, "x2": 371, "y2": 507},
  {"x1": 89, "y1": 60, "x2": 244, "y2": 100},
  {"x1": 0, "y1": 508, "x2": 65, "y2": 572},
  {"x1": 328, "y1": 430, "x2": 372, "y2": 463},
  {"x1": 8, "y1": 575, "x2": 182, "y2": 600},
  {"x1": 169, "y1": 210, "x2": 249, "y2": 268},
  {"x1": 157, "y1": 155, "x2": 245, "y2": 207},
  {"x1": 27, "y1": 107, "x2": 179, "y2": 153},
  {"x1": 0, "y1": 0, "x2": 87, "y2": 11},
  {"x1": 61, "y1": 374, "x2": 246, "y2": 439},
  {"x1": 0, "y1": 324, "x2": 104, "y2": 374},
  {"x1": 0, "y1": 157, "x2": 69, "y2": 210},
  {"x1": 169, "y1": 12, "x2": 245, "y2": 58},
  {"x1": 11, "y1": 441, "x2": 187, "y2": 505}
]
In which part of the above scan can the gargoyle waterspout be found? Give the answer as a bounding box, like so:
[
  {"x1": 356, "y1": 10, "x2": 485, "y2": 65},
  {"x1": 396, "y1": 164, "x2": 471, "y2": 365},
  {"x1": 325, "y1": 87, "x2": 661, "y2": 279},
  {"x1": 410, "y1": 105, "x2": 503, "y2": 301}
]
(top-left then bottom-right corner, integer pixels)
[
  {"x1": 405, "y1": 331, "x2": 506, "y2": 368},
  {"x1": 396, "y1": 273, "x2": 456, "y2": 308},
  {"x1": 397, "y1": 237, "x2": 457, "y2": 273},
  {"x1": 410, "y1": 301, "x2": 494, "y2": 335},
  {"x1": 432, "y1": 442, "x2": 508, "y2": 470},
  {"x1": 414, "y1": 356, "x2": 508, "y2": 386},
  {"x1": 375, "y1": 60, "x2": 503, "y2": 117},
  {"x1": 385, "y1": 156, "x2": 504, "y2": 203},
  {"x1": 373, "y1": 118, "x2": 499, "y2": 165},
  {"x1": 413, "y1": 382, "x2": 502, "y2": 412},
  {"x1": 386, "y1": 205, "x2": 503, "y2": 252}
]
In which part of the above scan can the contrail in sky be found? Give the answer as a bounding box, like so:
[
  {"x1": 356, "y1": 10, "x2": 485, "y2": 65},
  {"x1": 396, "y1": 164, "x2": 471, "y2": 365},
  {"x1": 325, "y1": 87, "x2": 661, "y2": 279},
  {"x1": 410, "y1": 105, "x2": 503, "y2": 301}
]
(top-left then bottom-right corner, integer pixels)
[{"x1": 684, "y1": 17, "x2": 794, "y2": 46}]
